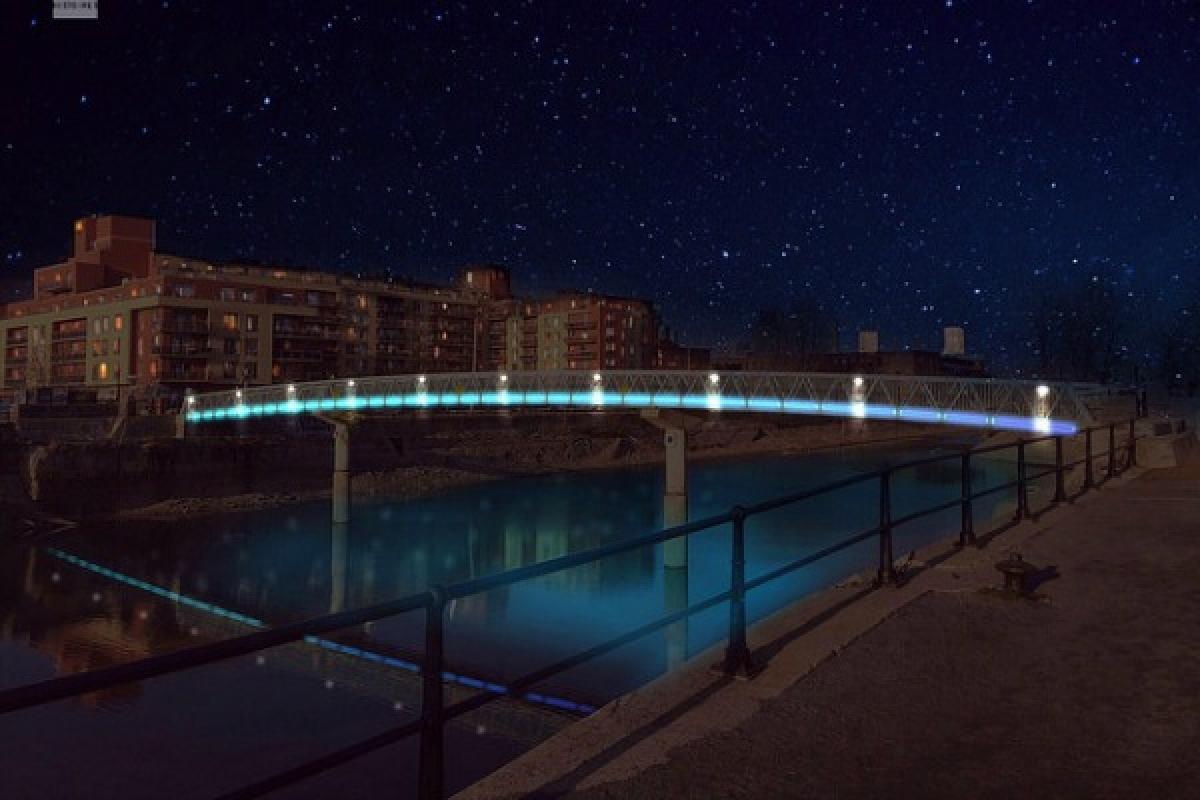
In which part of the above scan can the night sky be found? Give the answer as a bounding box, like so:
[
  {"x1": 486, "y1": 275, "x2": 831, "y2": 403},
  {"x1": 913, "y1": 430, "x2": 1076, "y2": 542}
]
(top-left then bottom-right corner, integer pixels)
[{"x1": 2, "y1": 1, "x2": 1198, "y2": 369}]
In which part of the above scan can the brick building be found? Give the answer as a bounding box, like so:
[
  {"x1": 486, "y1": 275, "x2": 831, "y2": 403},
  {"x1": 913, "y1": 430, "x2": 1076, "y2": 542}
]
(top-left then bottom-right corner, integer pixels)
[{"x1": 0, "y1": 215, "x2": 689, "y2": 408}]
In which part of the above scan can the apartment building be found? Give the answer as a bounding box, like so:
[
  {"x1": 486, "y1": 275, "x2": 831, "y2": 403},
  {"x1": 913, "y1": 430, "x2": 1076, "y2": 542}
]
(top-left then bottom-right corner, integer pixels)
[{"x1": 0, "y1": 216, "x2": 678, "y2": 407}]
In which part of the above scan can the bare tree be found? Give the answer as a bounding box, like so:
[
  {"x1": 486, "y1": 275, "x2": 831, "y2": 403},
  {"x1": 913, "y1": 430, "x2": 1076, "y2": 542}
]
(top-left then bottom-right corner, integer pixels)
[{"x1": 1029, "y1": 280, "x2": 1125, "y2": 383}]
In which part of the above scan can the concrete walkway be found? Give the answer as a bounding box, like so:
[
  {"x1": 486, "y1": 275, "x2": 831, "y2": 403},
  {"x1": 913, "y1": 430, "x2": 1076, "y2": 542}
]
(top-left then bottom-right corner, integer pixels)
[{"x1": 461, "y1": 451, "x2": 1200, "y2": 799}]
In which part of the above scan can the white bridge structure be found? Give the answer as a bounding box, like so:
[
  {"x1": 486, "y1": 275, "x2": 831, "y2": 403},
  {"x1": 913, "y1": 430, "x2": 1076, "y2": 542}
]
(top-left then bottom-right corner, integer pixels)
[
  {"x1": 185, "y1": 370, "x2": 1098, "y2": 434},
  {"x1": 183, "y1": 369, "x2": 1117, "y2": 572}
]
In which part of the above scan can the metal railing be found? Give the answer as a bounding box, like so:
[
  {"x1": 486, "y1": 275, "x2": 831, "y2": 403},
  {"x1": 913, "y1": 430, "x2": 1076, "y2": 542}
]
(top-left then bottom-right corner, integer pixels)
[
  {"x1": 184, "y1": 369, "x2": 1104, "y2": 434},
  {"x1": 0, "y1": 419, "x2": 1143, "y2": 799}
]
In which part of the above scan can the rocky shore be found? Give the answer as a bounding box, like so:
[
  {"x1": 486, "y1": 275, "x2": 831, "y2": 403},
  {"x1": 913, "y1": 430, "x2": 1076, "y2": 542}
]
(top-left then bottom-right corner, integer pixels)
[{"x1": 107, "y1": 418, "x2": 969, "y2": 522}]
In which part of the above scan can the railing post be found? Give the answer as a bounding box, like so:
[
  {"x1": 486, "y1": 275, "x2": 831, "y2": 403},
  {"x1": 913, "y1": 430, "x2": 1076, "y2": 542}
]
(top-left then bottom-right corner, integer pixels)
[
  {"x1": 1107, "y1": 423, "x2": 1117, "y2": 480},
  {"x1": 1014, "y1": 439, "x2": 1029, "y2": 520},
  {"x1": 877, "y1": 470, "x2": 896, "y2": 585},
  {"x1": 418, "y1": 587, "x2": 446, "y2": 800},
  {"x1": 1084, "y1": 428, "x2": 1095, "y2": 489},
  {"x1": 1127, "y1": 418, "x2": 1137, "y2": 468},
  {"x1": 959, "y1": 452, "x2": 975, "y2": 546},
  {"x1": 721, "y1": 507, "x2": 758, "y2": 678},
  {"x1": 1053, "y1": 436, "x2": 1066, "y2": 503}
]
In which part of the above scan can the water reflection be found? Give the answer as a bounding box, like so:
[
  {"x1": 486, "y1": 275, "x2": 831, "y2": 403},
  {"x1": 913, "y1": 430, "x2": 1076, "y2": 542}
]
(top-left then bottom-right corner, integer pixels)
[{"x1": 3, "y1": 445, "x2": 1016, "y2": 712}]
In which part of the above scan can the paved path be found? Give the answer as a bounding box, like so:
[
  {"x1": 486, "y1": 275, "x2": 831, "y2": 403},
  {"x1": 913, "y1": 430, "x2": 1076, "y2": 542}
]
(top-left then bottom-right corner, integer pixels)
[{"x1": 555, "y1": 460, "x2": 1200, "y2": 799}]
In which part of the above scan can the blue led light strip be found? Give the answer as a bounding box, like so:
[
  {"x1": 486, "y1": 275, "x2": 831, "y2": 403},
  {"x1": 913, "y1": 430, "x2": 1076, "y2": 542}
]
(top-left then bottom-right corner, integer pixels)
[
  {"x1": 186, "y1": 392, "x2": 1078, "y2": 436},
  {"x1": 45, "y1": 547, "x2": 596, "y2": 715}
]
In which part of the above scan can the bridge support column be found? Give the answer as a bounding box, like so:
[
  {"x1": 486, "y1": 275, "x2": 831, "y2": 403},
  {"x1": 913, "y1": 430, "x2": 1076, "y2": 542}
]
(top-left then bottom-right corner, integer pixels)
[
  {"x1": 663, "y1": 427, "x2": 688, "y2": 569},
  {"x1": 333, "y1": 421, "x2": 351, "y2": 527},
  {"x1": 330, "y1": 520, "x2": 347, "y2": 614}
]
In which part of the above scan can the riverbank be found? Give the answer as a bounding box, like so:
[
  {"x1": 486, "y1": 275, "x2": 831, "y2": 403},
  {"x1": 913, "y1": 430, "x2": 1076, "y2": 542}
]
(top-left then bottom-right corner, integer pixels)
[
  {"x1": 459, "y1": 450, "x2": 1198, "y2": 799},
  {"x1": 109, "y1": 420, "x2": 968, "y2": 522}
]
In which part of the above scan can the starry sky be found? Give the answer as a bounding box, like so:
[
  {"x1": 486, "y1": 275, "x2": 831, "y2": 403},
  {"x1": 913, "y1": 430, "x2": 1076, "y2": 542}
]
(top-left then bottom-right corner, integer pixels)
[{"x1": 2, "y1": 1, "x2": 1198, "y2": 370}]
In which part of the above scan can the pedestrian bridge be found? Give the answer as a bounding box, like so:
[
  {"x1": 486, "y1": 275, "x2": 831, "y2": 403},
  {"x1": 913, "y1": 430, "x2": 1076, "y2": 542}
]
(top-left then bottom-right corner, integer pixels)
[{"x1": 185, "y1": 370, "x2": 1099, "y2": 434}]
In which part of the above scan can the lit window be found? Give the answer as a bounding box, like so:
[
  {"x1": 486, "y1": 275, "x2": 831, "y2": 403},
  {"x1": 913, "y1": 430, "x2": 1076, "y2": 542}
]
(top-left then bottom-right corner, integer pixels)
[
  {"x1": 223, "y1": 313, "x2": 238, "y2": 331},
  {"x1": 114, "y1": 314, "x2": 123, "y2": 332},
  {"x1": 97, "y1": 362, "x2": 109, "y2": 380}
]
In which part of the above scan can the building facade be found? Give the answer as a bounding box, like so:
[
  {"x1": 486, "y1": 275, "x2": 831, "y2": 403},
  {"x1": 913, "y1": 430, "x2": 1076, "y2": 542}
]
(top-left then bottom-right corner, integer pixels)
[{"x1": 0, "y1": 216, "x2": 682, "y2": 407}]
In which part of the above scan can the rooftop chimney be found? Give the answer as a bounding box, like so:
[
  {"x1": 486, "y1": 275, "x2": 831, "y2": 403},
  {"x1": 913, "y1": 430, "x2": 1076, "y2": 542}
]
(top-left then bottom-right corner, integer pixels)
[{"x1": 943, "y1": 326, "x2": 965, "y2": 356}]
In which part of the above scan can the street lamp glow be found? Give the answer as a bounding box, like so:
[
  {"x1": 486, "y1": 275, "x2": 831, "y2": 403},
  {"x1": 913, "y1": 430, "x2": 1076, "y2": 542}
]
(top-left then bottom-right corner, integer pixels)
[{"x1": 1036, "y1": 384, "x2": 1050, "y2": 399}]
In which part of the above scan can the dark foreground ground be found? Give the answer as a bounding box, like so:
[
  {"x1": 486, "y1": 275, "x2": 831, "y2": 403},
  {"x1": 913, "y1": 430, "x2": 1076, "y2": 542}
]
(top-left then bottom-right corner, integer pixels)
[{"x1": 567, "y1": 461, "x2": 1200, "y2": 800}]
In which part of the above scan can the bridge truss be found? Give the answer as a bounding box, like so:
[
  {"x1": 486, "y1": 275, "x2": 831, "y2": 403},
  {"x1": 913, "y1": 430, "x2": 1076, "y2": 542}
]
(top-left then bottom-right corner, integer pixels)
[{"x1": 185, "y1": 370, "x2": 1098, "y2": 434}]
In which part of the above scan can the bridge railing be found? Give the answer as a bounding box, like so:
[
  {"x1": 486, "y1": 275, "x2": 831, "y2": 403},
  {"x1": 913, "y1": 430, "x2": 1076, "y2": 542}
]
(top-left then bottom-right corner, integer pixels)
[
  {"x1": 0, "y1": 418, "x2": 1143, "y2": 799},
  {"x1": 184, "y1": 370, "x2": 1100, "y2": 431}
]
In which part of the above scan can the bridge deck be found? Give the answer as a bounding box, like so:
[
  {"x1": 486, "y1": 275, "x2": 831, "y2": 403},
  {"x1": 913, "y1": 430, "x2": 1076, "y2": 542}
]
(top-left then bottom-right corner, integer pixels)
[{"x1": 185, "y1": 370, "x2": 1102, "y2": 434}]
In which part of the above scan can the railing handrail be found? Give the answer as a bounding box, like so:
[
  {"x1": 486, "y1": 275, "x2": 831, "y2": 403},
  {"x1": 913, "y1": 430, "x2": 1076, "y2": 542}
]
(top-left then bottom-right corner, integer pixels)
[{"x1": 0, "y1": 417, "x2": 1146, "y2": 799}]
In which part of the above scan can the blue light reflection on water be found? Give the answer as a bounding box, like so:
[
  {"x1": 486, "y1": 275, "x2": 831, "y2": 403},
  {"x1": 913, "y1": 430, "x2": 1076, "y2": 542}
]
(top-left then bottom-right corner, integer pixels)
[{"x1": 41, "y1": 445, "x2": 1018, "y2": 708}]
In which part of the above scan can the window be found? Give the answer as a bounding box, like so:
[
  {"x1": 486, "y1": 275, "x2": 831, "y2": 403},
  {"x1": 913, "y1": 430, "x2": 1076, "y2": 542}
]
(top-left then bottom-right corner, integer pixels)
[
  {"x1": 102, "y1": 316, "x2": 110, "y2": 333},
  {"x1": 93, "y1": 319, "x2": 102, "y2": 335},
  {"x1": 91, "y1": 340, "x2": 103, "y2": 356},
  {"x1": 114, "y1": 314, "x2": 124, "y2": 332},
  {"x1": 222, "y1": 313, "x2": 238, "y2": 331},
  {"x1": 220, "y1": 288, "x2": 236, "y2": 302},
  {"x1": 240, "y1": 289, "x2": 257, "y2": 303},
  {"x1": 245, "y1": 314, "x2": 258, "y2": 333},
  {"x1": 173, "y1": 284, "x2": 195, "y2": 298},
  {"x1": 245, "y1": 338, "x2": 258, "y2": 356},
  {"x1": 96, "y1": 362, "x2": 109, "y2": 380},
  {"x1": 223, "y1": 339, "x2": 239, "y2": 356},
  {"x1": 148, "y1": 360, "x2": 159, "y2": 378},
  {"x1": 112, "y1": 339, "x2": 120, "y2": 354},
  {"x1": 306, "y1": 291, "x2": 323, "y2": 307}
]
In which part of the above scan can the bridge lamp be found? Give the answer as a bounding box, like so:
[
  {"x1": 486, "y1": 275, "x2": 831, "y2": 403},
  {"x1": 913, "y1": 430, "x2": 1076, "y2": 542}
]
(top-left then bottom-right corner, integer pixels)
[
  {"x1": 705, "y1": 372, "x2": 722, "y2": 410},
  {"x1": 417, "y1": 375, "x2": 426, "y2": 384},
  {"x1": 1034, "y1": 383, "x2": 1052, "y2": 430},
  {"x1": 235, "y1": 389, "x2": 243, "y2": 400},
  {"x1": 853, "y1": 375, "x2": 864, "y2": 388},
  {"x1": 591, "y1": 372, "x2": 605, "y2": 406}
]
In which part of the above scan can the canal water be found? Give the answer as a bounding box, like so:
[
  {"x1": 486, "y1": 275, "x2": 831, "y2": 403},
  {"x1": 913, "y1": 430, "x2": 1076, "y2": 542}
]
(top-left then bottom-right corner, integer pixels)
[{"x1": 0, "y1": 442, "x2": 1026, "y2": 798}]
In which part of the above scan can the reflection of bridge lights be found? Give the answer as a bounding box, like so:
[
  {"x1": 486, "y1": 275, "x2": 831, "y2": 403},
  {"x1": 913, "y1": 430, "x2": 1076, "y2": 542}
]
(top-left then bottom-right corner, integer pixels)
[{"x1": 1036, "y1": 384, "x2": 1050, "y2": 399}]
